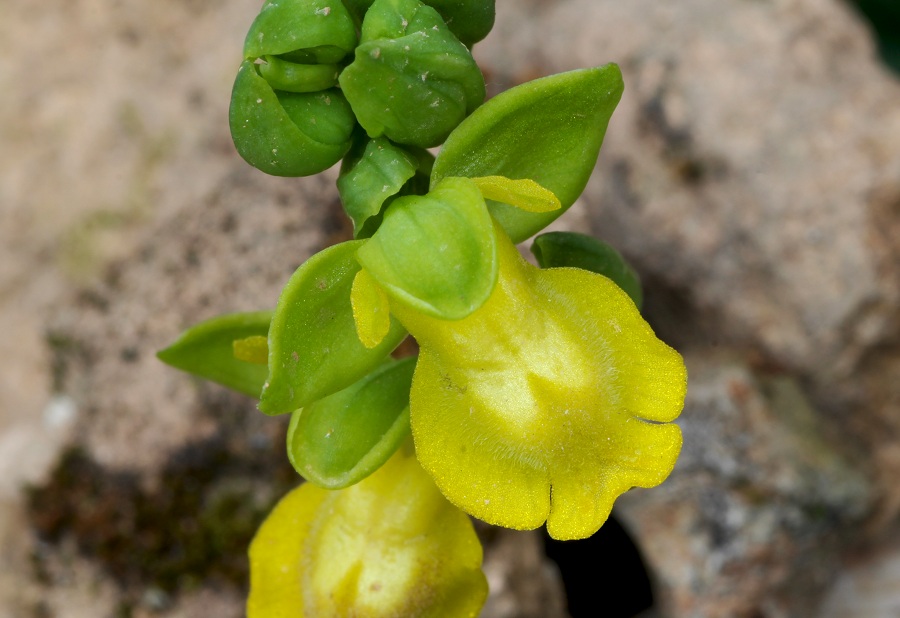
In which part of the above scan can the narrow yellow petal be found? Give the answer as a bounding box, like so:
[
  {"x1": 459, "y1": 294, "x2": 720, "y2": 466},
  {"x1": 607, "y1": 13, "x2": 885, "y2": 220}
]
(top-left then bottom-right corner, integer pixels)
[
  {"x1": 472, "y1": 175, "x2": 561, "y2": 213},
  {"x1": 232, "y1": 335, "x2": 269, "y2": 365},
  {"x1": 350, "y1": 268, "x2": 391, "y2": 349}
]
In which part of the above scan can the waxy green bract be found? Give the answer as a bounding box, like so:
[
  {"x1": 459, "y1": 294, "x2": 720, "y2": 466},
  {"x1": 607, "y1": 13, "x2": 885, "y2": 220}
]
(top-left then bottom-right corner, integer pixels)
[
  {"x1": 532, "y1": 231, "x2": 644, "y2": 309},
  {"x1": 356, "y1": 177, "x2": 498, "y2": 320},
  {"x1": 287, "y1": 356, "x2": 415, "y2": 489},
  {"x1": 157, "y1": 311, "x2": 272, "y2": 398},
  {"x1": 432, "y1": 65, "x2": 624, "y2": 242},
  {"x1": 230, "y1": 62, "x2": 355, "y2": 176},
  {"x1": 259, "y1": 241, "x2": 407, "y2": 415},
  {"x1": 339, "y1": 0, "x2": 485, "y2": 148}
]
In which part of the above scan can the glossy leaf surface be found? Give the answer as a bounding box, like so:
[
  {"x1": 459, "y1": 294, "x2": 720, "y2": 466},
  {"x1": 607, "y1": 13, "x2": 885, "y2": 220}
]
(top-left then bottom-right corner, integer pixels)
[
  {"x1": 243, "y1": 0, "x2": 357, "y2": 61},
  {"x1": 532, "y1": 231, "x2": 643, "y2": 309},
  {"x1": 157, "y1": 311, "x2": 272, "y2": 398},
  {"x1": 432, "y1": 65, "x2": 624, "y2": 242},
  {"x1": 356, "y1": 177, "x2": 497, "y2": 320},
  {"x1": 339, "y1": 0, "x2": 485, "y2": 148},
  {"x1": 286, "y1": 356, "x2": 416, "y2": 488},
  {"x1": 260, "y1": 241, "x2": 406, "y2": 415},
  {"x1": 248, "y1": 443, "x2": 487, "y2": 617},
  {"x1": 390, "y1": 224, "x2": 686, "y2": 540},
  {"x1": 341, "y1": 0, "x2": 495, "y2": 46},
  {"x1": 230, "y1": 61, "x2": 355, "y2": 177}
]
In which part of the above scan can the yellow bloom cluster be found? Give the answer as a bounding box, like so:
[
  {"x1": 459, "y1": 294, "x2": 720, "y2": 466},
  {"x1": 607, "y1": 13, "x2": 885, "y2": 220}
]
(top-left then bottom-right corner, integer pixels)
[{"x1": 248, "y1": 186, "x2": 686, "y2": 615}]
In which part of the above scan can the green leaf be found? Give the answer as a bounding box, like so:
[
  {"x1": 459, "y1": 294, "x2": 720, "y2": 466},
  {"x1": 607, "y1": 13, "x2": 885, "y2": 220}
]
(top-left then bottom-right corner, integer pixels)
[
  {"x1": 531, "y1": 231, "x2": 643, "y2": 308},
  {"x1": 356, "y1": 177, "x2": 498, "y2": 320},
  {"x1": 339, "y1": 0, "x2": 485, "y2": 148},
  {"x1": 157, "y1": 311, "x2": 273, "y2": 398},
  {"x1": 229, "y1": 61, "x2": 356, "y2": 177},
  {"x1": 432, "y1": 65, "x2": 624, "y2": 242},
  {"x1": 341, "y1": 0, "x2": 495, "y2": 46},
  {"x1": 243, "y1": 0, "x2": 357, "y2": 62},
  {"x1": 337, "y1": 136, "x2": 419, "y2": 236},
  {"x1": 260, "y1": 241, "x2": 407, "y2": 415},
  {"x1": 286, "y1": 356, "x2": 416, "y2": 488}
]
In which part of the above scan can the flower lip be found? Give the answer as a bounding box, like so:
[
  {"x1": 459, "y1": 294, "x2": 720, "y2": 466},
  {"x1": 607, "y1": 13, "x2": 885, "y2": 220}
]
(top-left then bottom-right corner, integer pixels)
[{"x1": 389, "y1": 222, "x2": 687, "y2": 540}]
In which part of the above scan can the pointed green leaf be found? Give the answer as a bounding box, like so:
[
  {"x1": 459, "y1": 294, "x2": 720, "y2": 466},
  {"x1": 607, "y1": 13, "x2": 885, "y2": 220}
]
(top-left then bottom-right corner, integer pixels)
[
  {"x1": 532, "y1": 231, "x2": 643, "y2": 308},
  {"x1": 229, "y1": 61, "x2": 356, "y2": 177},
  {"x1": 260, "y1": 241, "x2": 407, "y2": 415},
  {"x1": 157, "y1": 311, "x2": 273, "y2": 397},
  {"x1": 339, "y1": 0, "x2": 485, "y2": 148},
  {"x1": 356, "y1": 177, "x2": 498, "y2": 319},
  {"x1": 287, "y1": 356, "x2": 416, "y2": 488},
  {"x1": 432, "y1": 65, "x2": 624, "y2": 242}
]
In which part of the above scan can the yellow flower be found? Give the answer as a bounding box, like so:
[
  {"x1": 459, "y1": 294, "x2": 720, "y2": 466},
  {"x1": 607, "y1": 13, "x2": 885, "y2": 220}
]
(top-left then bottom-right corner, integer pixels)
[
  {"x1": 247, "y1": 441, "x2": 488, "y2": 618},
  {"x1": 388, "y1": 223, "x2": 686, "y2": 541}
]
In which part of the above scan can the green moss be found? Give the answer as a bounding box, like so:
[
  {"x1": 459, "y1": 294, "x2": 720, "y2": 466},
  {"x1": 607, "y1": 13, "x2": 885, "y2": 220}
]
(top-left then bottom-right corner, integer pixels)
[{"x1": 26, "y1": 435, "x2": 296, "y2": 598}]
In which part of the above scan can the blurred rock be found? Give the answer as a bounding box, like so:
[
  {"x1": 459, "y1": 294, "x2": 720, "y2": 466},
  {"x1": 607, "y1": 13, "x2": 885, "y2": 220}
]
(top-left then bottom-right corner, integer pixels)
[
  {"x1": 818, "y1": 529, "x2": 900, "y2": 617},
  {"x1": 481, "y1": 529, "x2": 569, "y2": 618},
  {"x1": 617, "y1": 355, "x2": 871, "y2": 617}
]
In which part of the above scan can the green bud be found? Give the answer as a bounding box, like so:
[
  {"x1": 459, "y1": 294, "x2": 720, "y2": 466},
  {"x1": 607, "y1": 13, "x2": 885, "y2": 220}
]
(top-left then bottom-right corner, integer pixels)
[
  {"x1": 229, "y1": 60, "x2": 355, "y2": 176},
  {"x1": 339, "y1": 0, "x2": 485, "y2": 148},
  {"x1": 342, "y1": 0, "x2": 495, "y2": 46},
  {"x1": 243, "y1": 0, "x2": 357, "y2": 63},
  {"x1": 256, "y1": 55, "x2": 340, "y2": 93}
]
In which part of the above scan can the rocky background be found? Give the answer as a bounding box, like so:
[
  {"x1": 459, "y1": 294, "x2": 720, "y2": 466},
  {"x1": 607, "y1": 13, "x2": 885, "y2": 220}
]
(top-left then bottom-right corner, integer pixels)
[{"x1": 1, "y1": 0, "x2": 899, "y2": 616}]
